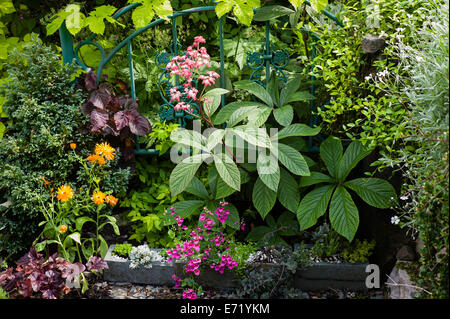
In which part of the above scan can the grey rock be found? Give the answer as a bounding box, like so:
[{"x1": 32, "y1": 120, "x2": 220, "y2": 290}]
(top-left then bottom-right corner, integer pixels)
[
  {"x1": 387, "y1": 261, "x2": 419, "y2": 299},
  {"x1": 362, "y1": 36, "x2": 387, "y2": 53},
  {"x1": 396, "y1": 245, "x2": 416, "y2": 261}
]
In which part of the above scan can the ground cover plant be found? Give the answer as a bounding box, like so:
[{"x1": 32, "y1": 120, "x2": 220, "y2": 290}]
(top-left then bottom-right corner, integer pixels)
[{"x1": 0, "y1": 0, "x2": 447, "y2": 300}]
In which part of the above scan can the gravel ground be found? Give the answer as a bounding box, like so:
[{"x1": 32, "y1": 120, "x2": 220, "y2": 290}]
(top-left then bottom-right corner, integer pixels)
[{"x1": 74, "y1": 281, "x2": 387, "y2": 299}]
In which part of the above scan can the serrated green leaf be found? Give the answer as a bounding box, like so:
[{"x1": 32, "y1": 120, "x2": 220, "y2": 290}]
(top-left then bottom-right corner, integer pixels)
[
  {"x1": 257, "y1": 151, "x2": 280, "y2": 191},
  {"x1": 344, "y1": 178, "x2": 397, "y2": 209},
  {"x1": 254, "y1": 5, "x2": 295, "y2": 21},
  {"x1": 299, "y1": 171, "x2": 334, "y2": 187},
  {"x1": 213, "y1": 101, "x2": 266, "y2": 125},
  {"x1": 169, "y1": 154, "x2": 210, "y2": 196},
  {"x1": 320, "y1": 136, "x2": 342, "y2": 178},
  {"x1": 297, "y1": 184, "x2": 335, "y2": 230},
  {"x1": 273, "y1": 123, "x2": 321, "y2": 140},
  {"x1": 336, "y1": 140, "x2": 372, "y2": 182},
  {"x1": 277, "y1": 143, "x2": 310, "y2": 176},
  {"x1": 252, "y1": 177, "x2": 277, "y2": 219},
  {"x1": 273, "y1": 105, "x2": 294, "y2": 126},
  {"x1": 277, "y1": 168, "x2": 300, "y2": 213},
  {"x1": 213, "y1": 153, "x2": 241, "y2": 191},
  {"x1": 185, "y1": 176, "x2": 209, "y2": 200},
  {"x1": 234, "y1": 80, "x2": 273, "y2": 106},
  {"x1": 329, "y1": 185, "x2": 359, "y2": 242}
]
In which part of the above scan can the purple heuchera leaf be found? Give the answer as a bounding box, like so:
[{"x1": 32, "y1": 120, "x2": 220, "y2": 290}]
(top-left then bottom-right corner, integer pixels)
[
  {"x1": 61, "y1": 262, "x2": 86, "y2": 283},
  {"x1": 114, "y1": 111, "x2": 129, "y2": 131},
  {"x1": 85, "y1": 72, "x2": 98, "y2": 91},
  {"x1": 86, "y1": 256, "x2": 108, "y2": 272},
  {"x1": 90, "y1": 109, "x2": 109, "y2": 132},
  {"x1": 128, "y1": 109, "x2": 151, "y2": 136}
]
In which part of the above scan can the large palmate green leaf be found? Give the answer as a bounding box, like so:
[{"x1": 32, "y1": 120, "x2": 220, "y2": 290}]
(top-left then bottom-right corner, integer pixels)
[
  {"x1": 320, "y1": 136, "x2": 342, "y2": 178},
  {"x1": 169, "y1": 154, "x2": 210, "y2": 196},
  {"x1": 234, "y1": 80, "x2": 274, "y2": 107},
  {"x1": 277, "y1": 168, "x2": 300, "y2": 213},
  {"x1": 277, "y1": 142, "x2": 310, "y2": 176},
  {"x1": 329, "y1": 185, "x2": 359, "y2": 241},
  {"x1": 297, "y1": 184, "x2": 335, "y2": 231},
  {"x1": 344, "y1": 178, "x2": 398, "y2": 209},
  {"x1": 213, "y1": 153, "x2": 241, "y2": 191},
  {"x1": 336, "y1": 140, "x2": 372, "y2": 182},
  {"x1": 252, "y1": 177, "x2": 277, "y2": 219}
]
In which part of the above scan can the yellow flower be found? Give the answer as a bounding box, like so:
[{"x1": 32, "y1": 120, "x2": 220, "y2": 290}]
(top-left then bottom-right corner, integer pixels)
[
  {"x1": 105, "y1": 194, "x2": 118, "y2": 206},
  {"x1": 59, "y1": 225, "x2": 68, "y2": 233},
  {"x1": 92, "y1": 191, "x2": 106, "y2": 205},
  {"x1": 57, "y1": 185, "x2": 74, "y2": 202},
  {"x1": 94, "y1": 142, "x2": 115, "y2": 161},
  {"x1": 70, "y1": 143, "x2": 77, "y2": 150}
]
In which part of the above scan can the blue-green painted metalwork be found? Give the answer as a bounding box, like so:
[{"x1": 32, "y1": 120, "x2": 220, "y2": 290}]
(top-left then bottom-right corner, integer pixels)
[{"x1": 58, "y1": 1, "x2": 342, "y2": 155}]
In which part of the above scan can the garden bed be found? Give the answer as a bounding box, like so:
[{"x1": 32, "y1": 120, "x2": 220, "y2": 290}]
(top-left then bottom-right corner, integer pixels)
[{"x1": 103, "y1": 245, "x2": 369, "y2": 291}]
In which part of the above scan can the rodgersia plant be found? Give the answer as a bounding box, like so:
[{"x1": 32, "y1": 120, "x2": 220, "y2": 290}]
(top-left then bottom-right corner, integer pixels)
[{"x1": 166, "y1": 202, "x2": 244, "y2": 299}]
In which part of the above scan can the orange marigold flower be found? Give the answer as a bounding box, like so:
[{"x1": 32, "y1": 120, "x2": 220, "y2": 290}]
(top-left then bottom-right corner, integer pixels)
[
  {"x1": 105, "y1": 194, "x2": 118, "y2": 206},
  {"x1": 57, "y1": 185, "x2": 74, "y2": 202},
  {"x1": 70, "y1": 143, "x2": 77, "y2": 150},
  {"x1": 59, "y1": 225, "x2": 68, "y2": 233},
  {"x1": 41, "y1": 176, "x2": 51, "y2": 188},
  {"x1": 92, "y1": 191, "x2": 106, "y2": 205},
  {"x1": 87, "y1": 154, "x2": 106, "y2": 165},
  {"x1": 94, "y1": 142, "x2": 115, "y2": 161}
]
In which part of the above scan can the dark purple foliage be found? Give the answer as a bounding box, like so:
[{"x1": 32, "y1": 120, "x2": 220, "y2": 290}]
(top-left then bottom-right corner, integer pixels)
[
  {"x1": 86, "y1": 256, "x2": 108, "y2": 272},
  {"x1": 0, "y1": 247, "x2": 109, "y2": 299},
  {"x1": 83, "y1": 72, "x2": 151, "y2": 137}
]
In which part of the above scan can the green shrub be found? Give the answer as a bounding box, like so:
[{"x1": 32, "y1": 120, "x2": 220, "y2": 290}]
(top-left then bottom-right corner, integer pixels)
[
  {"x1": 112, "y1": 243, "x2": 133, "y2": 258},
  {"x1": 0, "y1": 36, "x2": 130, "y2": 258},
  {"x1": 376, "y1": 0, "x2": 449, "y2": 298},
  {"x1": 341, "y1": 239, "x2": 376, "y2": 264}
]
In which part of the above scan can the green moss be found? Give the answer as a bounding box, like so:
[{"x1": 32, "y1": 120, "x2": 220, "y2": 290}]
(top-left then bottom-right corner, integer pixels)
[{"x1": 341, "y1": 239, "x2": 376, "y2": 264}]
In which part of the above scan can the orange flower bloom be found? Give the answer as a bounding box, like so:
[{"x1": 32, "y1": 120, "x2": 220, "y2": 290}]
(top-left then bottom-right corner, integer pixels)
[
  {"x1": 105, "y1": 194, "x2": 118, "y2": 206},
  {"x1": 92, "y1": 190, "x2": 106, "y2": 205},
  {"x1": 41, "y1": 176, "x2": 51, "y2": 188},
  {"x1": 59, "y1": 225, "x2": 68, "y2": 233},
  {"x1": 56, "y1": 185, "x2": 74, "y2": 202},
  {"x1": 87, "y1": 154, "x2": 106, "y2": 165},
  {"x1": 94, "y1": 142, "x2": 115, "y2": 161},
  {"x1": 70, "y1": 143, "x2": 77, "y2": 150}
]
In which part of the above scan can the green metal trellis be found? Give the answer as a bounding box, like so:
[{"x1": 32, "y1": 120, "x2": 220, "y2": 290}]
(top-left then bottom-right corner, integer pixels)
[{"x1": 58, "y1": 0, "x2": 342, "y2": 155}]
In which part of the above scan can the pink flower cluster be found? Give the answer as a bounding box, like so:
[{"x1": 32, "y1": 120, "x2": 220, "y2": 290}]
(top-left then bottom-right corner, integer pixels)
[
  {"x1": 167, "y1": 202, "x2": 243, "y2": 299},
  {"x1": 182, "y1": 288, "x2": 197, "y2": 299},
  {"x1": 210, "y1": 255, "x2": 238, "y2": 274},
  {"x1": 165, "y1": 36, "x2": 220, "y2": 113}
]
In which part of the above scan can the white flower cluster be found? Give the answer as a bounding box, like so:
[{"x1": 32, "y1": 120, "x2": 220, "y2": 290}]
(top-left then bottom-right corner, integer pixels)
[{"x1": 128, "y1": 244, "x2": 168, "y2": 269}]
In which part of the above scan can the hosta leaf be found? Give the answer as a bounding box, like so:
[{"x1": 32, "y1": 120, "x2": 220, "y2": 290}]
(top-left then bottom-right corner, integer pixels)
[
  {"x1": 329, "y1": 185, "x2": 359, "y2": 242},
  {"x1": 320, "y1": 136, "x2": 342, "y2": 178},
  {"x1": 252, "y1": 177, "x2": 277, "y2": 219},
  {"x1": 297, "y1": 184, "x2": 335, "y2": 230},
  {"x1": 344, "y1": 178, "x2": 398, "y2": 209},
  {"x1": 277, "y1": 143, "x2": 310, "y2": 176},
  {"x1": 277, "y1": 168, "x2": 300, "y2": 213}
]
